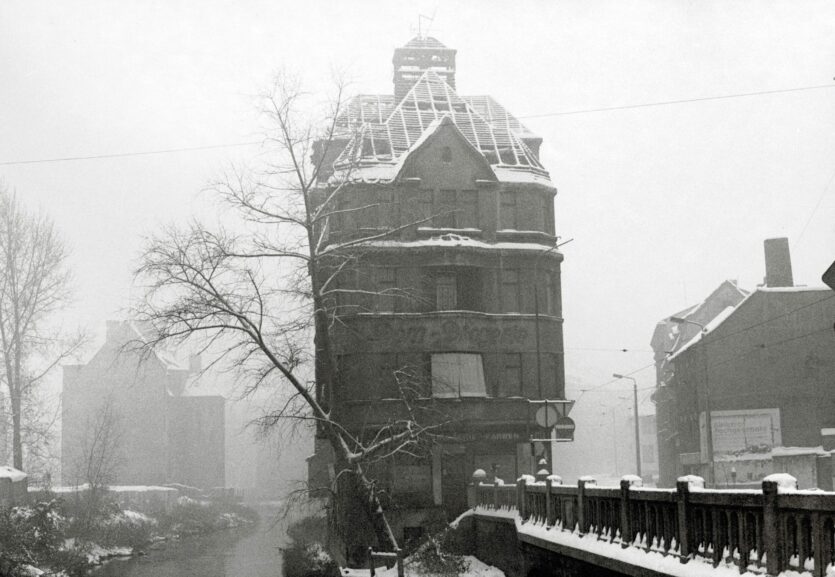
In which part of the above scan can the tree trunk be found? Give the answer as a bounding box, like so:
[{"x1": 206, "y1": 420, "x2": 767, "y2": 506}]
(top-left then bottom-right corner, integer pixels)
[
  {"x1": 11, "y1": 391, "x2": 22, "y2": 471},
  {"x1": 329, "y1": 434, "x2": 399, "y2": 553}
]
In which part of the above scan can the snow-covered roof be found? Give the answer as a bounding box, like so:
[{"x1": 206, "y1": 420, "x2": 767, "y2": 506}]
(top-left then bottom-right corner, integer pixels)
[
  {"x1": 324, "y1": 233, "x2": 561, "y2": 254},
  {"x1": 0, "y1": 466, "x2": 26, "y2": 482},
  {"x1": 668, "y1": 305, "x2": 736, "y2": 360},
  {"x1": 332, "y1": 70, "x2": 549, "y2": 184}
]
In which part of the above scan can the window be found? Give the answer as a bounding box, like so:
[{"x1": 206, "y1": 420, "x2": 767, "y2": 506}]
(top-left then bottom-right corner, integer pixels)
[
  {"x1": 434, "y1": 190, "x2": 456, "y2": 229},
  {"x1": 418, "y1": 189, "x2": 433, "y2": 224},
  {"x1": 500, "y1": 191, "x2": 517, "y2": 230},
  {"x1": 441, "y1": 146, "x2": 452, "y2": 163},
  {"x1": 539, "y1": 194, "x2": 552, "y2": 233},
  {"x1": 376, "y1": 268, "x2": 396, "y2": 312},
  {"x1": 539, "y1": 270, "x2": 556, "y2": 315},
  {"x1": 460, "y1": 190, "x2": 478, "y2": 229},
  {"x1": 503, "y1": 353, "x2": 522, "y2": 396},
  {"x1": 422, "y1": 189, "x2": 480, "y2": 230},
  {"x1": 436, "y1": 274, "x2": 457, "y2": 310},
  {"x1": 431, "y1": 353, "x2": 486, "y2": 398},
  {"x1": 501, "y1": 269, "x2": 520, "y2": 312}
]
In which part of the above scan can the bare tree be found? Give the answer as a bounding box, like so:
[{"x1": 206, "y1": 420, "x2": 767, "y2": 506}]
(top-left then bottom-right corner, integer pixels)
[
  {"x1": 68, "y1": 395, "x2": 123, "y2": 531},
  {"x1": 134, "y1": 74, "x2": 443, "y2": 551},
  {"x1": 0, "y1": 185, "x2": 84, "y2": 471}
]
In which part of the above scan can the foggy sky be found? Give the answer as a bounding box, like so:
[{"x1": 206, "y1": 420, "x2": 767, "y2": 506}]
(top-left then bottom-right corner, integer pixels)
[{"x1": 2, "y1": 1, "x2": 834, "y2": 456}]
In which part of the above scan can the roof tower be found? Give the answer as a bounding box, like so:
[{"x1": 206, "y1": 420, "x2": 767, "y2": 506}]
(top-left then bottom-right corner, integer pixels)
[{"x1": 393, "y1": 35, "x2": 456, "y2": 101}]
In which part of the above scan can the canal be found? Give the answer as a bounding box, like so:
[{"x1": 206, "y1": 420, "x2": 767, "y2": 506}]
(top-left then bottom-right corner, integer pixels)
[{"x1": 93, "y1": 503, "x2": 289, "y2": 577}]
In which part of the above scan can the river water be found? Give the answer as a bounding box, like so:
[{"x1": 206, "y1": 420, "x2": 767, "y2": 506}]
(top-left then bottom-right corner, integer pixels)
[{"x1": 93, "y1": 503, "x2": 288, "y2": 577}]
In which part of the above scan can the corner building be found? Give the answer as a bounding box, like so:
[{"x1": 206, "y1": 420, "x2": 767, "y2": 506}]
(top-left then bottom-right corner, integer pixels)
[{"x1": 311, "y1": 37, "x2": 566, "y2": 543}]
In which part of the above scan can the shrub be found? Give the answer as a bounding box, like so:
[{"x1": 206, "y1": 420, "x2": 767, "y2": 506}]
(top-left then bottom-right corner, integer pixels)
[
  {"x1": 0, "y1": 500, "x2": 70, "y2": 575},
  {"x1": 282, "y1": 542, "x2": 340, "y2": 577},
  {"x1": 409, "y1": 528, "x2": 470, "y2": 577}
]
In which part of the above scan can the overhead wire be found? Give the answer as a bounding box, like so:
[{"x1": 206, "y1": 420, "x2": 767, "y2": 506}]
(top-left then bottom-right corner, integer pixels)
[
  {"x1": 1, "y1": 82, "x2": 833, "y2": 167},
  {"x1": 517, "y1": 83, "x2": 835, "y2": 120}
]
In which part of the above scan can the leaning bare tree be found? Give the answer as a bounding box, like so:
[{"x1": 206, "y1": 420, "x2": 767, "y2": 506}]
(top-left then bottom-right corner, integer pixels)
[
  {"x1": 134, "y1": 74, "x2": 440, "y2": 551},
  {"x1": 0, "y1": 184, "x2": 83, "y2": 471}
]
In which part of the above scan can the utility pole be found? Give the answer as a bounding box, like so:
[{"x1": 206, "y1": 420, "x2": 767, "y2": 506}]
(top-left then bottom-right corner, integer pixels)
[{"x1": 613, "y1": 374, "x2": 641, "y2": 478}]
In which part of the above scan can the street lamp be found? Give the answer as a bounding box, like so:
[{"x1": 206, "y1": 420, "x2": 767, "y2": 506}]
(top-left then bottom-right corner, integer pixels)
[
  {"x1": 613, "y1": 373, "x2": 641, "y2": 478},
  {"x1": 669, "y1": 316, "x2": 714, "y2": 485}
]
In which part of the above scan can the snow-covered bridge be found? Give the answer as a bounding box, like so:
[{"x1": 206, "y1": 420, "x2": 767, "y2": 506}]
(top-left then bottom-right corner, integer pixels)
[{"x1": 464, "y1": 472, "x2": 835, "y2": 577}]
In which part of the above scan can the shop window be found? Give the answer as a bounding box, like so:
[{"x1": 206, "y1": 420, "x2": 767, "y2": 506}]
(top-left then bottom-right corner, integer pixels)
[{"x1": 431, "y1": 353, "x2": 486, "y2": 398}]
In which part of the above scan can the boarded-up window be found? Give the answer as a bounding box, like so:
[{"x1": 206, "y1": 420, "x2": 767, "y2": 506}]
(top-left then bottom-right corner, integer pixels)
[
  {"x1": 431, "y1": 353, "x2": 486, "y2": 398},
  {"x1": 501, "y1": 269, "x2": 520, "y2": 312},
  {"x1": 500, "y1": 191, "x2": 517, "y2": 230},
  {"x1": 436, "y1": 274, "x2": 457, "y2": 310}
]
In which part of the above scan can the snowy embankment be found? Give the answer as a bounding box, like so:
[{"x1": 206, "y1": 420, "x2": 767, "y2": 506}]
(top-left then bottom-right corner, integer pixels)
[{"x1": 341, "y1": 555, "x2": 505, "y2": 577}]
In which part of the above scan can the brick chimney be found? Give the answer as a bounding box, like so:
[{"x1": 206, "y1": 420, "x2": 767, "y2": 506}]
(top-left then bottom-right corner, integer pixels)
[{"x1": 763, "y1": 237, "x2": 794, "y2": 287}]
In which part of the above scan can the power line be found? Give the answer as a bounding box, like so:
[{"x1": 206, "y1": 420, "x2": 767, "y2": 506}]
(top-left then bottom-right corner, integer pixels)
[
  {"x1": 796, "y1": 163, "x2": 835, "y2": 245},
  {"x1": 0, "y1": 141, "x2": 262, "y2": 167},
  {"x1": 518, "y1": 83, "x2": 835, "y2": 120},
  {"x1": 2, "y1": 83, "x2": 833, "y2": 166}
]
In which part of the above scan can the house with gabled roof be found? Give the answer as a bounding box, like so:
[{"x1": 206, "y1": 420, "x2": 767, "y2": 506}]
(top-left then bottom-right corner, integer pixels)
[
  {"x1": 655, "y1": 239, "x2": 835, "y2": 488},
  {"x1": 651, "y1": 280, "x2": 749, "y2": 486},
  {"x1": 308, "y1": 36, "x2": 567, "y2": 554},
  {"x1": 62, "y1": 321, "x2": 225, "y2": 489}
]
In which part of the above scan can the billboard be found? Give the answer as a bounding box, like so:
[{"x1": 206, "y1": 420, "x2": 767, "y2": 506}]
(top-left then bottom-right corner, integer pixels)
[{"x1": 700, "y1": 408, "x2": 781, "y2": 462}]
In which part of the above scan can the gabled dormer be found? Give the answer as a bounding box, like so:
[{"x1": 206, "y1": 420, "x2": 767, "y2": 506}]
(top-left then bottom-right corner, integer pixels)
[{"x1": 395, "y1": 116, "x2": 496, "y2": 189}]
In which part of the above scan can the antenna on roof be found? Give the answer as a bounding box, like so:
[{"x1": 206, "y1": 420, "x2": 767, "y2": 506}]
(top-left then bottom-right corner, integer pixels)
[{"x1": 411, "y1": 11, "x2": 435, "y2": 39}]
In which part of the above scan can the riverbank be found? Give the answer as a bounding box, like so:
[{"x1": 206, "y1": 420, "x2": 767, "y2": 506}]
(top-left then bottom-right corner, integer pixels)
[{"x1": 0, "y1": 493, "x2": 257, "y2": 577}]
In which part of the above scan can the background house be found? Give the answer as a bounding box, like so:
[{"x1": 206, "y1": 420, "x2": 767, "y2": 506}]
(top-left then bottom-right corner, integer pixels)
[
  {"x1": 62, "y1": 321, "x2": 225, "y2": 489},
  {"x1": 657, "y1": 239, "x2": 835, "y2": 487}
]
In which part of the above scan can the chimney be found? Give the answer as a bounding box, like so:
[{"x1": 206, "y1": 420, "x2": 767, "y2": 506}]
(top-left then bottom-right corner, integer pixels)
[{"x1": 763, "y1": 237, "x2": 794, "y2": 287}]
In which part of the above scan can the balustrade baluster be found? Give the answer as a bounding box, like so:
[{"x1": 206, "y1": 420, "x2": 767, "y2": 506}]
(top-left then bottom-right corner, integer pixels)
[{"x1": 798, "y1": 515, "x2": 809, "y2": 572}]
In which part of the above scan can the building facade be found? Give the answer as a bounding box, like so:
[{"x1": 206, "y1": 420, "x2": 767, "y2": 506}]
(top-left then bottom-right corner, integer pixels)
[
  {"x1": 62, "y1": 321, "x2": 225, "y2": 489},
  {"x1": 309, "y1": 36, "x2": 567, "y2": 547},
  {"x1": 651, "y1": 279, "x2": 749, "y2": 486},
  {"x1": 655, "y1": 239, "x2": 835, "y2": 487}
]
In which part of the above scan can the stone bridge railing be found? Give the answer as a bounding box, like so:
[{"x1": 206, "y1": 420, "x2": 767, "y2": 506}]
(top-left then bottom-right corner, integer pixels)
[{"x1": 473, "y1": 473, "x2": 835, "y2": 577}]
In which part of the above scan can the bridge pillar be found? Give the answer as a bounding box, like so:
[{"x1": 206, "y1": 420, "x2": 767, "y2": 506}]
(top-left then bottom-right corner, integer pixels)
[{"x1": 762, "y1": 479, "x2": 782, "y2": 575}]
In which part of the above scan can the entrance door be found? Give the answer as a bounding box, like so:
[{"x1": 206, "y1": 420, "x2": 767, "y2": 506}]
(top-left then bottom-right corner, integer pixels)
[{"x1": 441, "y1": 450, "x2": 469, "y2": 519}]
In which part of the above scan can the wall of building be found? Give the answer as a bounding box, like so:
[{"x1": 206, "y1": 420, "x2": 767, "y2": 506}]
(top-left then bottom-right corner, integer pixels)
[
  {"x1": 668, "y1": 289, "x2": 835, "y2": 483},
  {"x1": 167, "y1": 395, "x2": 225, "y2": 489}
]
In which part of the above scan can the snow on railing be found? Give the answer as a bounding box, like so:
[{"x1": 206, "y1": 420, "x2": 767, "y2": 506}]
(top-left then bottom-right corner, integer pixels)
[{"x1": 470, "y1": 472, "x2": 835, "y2": 577}]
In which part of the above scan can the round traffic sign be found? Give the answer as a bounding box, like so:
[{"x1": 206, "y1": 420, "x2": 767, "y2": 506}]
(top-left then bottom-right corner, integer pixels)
[
  {"x1": 554, "y1": 416, "x2": 576, "y2": 440},
  {"x1": 535, "y1": 404, "x2": 559, "y2": 428}
]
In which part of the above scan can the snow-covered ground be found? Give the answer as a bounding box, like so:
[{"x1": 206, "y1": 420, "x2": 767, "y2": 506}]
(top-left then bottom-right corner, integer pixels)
[{"x1": 342, "y1": 555, "x2": 505, "y2": 577}]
